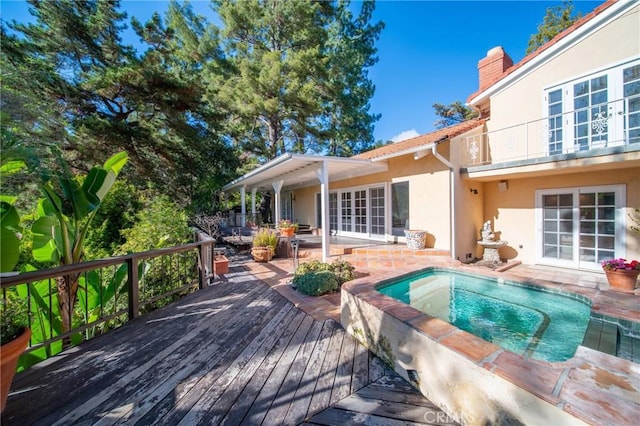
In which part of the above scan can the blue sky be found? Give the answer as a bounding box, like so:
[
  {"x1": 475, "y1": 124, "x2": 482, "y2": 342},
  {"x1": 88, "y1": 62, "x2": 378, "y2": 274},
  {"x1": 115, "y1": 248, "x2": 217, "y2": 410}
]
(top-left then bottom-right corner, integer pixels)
[{"x1": 1, "y1": 0, "x2": 601, "y2": 143}]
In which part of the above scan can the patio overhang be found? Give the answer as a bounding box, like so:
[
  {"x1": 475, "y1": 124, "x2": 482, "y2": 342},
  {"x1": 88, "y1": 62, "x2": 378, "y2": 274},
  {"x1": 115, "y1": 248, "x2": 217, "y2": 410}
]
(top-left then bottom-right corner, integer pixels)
[
  {"x1": 222, "y1": 153, "x2": 388, "y2": 192},
  {"x1": 222, "y1": 153, "x2": 388, "y2": 262}
]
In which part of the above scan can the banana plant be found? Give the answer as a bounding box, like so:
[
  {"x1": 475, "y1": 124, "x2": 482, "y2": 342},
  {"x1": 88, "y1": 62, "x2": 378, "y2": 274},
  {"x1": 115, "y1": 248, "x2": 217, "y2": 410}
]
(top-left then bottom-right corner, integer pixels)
[
  {"x1": 31, "y1": 152, "x2": 128, "y2": 334},
  {"x1": 0, "y1": 156, "x2": 26, "y2": 273}
]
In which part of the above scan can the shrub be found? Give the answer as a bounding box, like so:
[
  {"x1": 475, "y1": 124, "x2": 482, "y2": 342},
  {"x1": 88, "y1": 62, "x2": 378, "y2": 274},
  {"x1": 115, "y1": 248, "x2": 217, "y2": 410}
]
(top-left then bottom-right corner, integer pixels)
[
  {"x1": 330, "y1": 259, "x2": 356, "y2": 285},
  {"x1": 293, "y1": 270, "x2": 338, "y2": 296},
  {"x1": 118, "y1": 194, "x2": 191, "y2": 254},
  {"x1": 292, "y1": 259, "x2": 355, "y2": 296},
  {"x1": 295, "y1": 259, "x2": 331, "y2": 275}
]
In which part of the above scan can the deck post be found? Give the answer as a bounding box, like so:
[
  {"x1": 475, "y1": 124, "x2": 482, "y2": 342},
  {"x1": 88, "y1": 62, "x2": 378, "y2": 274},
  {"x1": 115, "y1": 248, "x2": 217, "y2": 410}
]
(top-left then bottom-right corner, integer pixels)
[
  {"x1": 127, "y1": 257, "x2": 139, "y2": 320},
  {"x1": 198, "y1": 241, "x2": 208, "y2": 288}
]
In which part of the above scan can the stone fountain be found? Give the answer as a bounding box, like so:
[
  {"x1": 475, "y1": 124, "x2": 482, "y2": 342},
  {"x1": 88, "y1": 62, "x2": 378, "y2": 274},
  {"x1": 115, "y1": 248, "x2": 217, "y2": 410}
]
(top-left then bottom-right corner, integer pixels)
[{"x1": 477, "y1": 220, "x2": 507, "y2": 263}]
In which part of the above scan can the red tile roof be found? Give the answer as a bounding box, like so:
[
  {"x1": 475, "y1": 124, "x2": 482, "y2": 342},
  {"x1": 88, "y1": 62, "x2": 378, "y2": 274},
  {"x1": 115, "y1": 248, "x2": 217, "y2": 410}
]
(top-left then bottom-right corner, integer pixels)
[
  {"x1": 467, "y1": 0, "x2": 619, "y2": 103},
  {"x1": 354, "y1": 119, "x2": 486, "y2": 160}
]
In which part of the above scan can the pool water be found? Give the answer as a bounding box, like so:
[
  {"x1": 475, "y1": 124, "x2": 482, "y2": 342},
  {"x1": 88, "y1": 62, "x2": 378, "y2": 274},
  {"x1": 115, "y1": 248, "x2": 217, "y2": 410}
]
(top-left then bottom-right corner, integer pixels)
[{"x1": 378, "y1": 270, "x2": 592, "y2": 362}]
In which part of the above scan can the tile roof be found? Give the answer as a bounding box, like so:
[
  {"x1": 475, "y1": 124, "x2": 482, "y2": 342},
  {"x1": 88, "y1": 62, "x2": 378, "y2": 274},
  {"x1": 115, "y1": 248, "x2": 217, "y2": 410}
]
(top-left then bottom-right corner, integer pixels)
[
  {"x1": 467, "y1": 0, "x2": 619, "y2": 103},
  {"x1": 354, "y1": 119, "x2": 486, "y2": 160}
]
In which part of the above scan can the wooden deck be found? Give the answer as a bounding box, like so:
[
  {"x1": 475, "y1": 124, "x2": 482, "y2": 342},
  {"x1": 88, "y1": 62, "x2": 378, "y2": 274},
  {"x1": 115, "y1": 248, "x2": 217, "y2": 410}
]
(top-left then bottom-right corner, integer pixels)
[{"x1": 2, "y1": 266, "x2": 454, "y2": 425}]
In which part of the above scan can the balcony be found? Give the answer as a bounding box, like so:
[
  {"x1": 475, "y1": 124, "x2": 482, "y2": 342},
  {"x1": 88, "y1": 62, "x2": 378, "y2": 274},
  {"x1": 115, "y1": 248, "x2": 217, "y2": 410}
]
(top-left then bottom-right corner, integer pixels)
[{"x1": 461, "y1": 96, "x2": 640, "y2": 175}]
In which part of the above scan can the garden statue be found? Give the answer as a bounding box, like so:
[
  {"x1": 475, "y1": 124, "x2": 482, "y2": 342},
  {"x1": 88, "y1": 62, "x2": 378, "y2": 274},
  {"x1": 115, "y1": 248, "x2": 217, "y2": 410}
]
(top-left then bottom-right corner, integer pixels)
[{"x1": 481, "y1": 220, "x2": 495, "y2": 241}]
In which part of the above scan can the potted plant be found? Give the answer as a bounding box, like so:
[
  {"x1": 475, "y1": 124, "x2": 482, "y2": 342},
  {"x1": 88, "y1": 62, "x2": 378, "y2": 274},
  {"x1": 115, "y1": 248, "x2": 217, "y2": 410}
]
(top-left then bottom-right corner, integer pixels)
[
  {"x1": 251, "y1": 228, "x2": 278, "y2": 262},
  {"x1": 1, "y1": 297, "x2": 31, "y2": 413},
  {"x1": 278, "y1": 219, "x2": 298, "y2": 237},
  {"x1": 601, "y1": 258, "x2": 640, "y2": 292}
]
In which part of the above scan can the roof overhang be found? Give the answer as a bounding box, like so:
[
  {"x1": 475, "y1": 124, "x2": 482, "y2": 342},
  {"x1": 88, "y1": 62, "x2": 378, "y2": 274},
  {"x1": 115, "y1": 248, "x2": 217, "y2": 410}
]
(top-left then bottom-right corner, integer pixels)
[
  {"x1": 467, "y1": 0, "x2": 633, "y2": 106},
  {"x1": 222, "y1": 153, "x2": 389, "y2": 192}
]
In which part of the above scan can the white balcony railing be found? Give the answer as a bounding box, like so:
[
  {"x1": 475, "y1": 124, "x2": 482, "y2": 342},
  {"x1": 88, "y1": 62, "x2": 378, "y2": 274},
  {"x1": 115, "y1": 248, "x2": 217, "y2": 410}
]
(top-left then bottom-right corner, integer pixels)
[{"x1": 463, "y1": 95, "x2": 640, "y2": 167}]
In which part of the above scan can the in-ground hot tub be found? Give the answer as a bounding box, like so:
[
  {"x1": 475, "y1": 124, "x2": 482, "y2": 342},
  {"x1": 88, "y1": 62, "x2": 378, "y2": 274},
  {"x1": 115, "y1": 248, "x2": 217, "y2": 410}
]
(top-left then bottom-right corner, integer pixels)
[{"x1": 341, "y1": 266, "x2": 640, "y2": 426}]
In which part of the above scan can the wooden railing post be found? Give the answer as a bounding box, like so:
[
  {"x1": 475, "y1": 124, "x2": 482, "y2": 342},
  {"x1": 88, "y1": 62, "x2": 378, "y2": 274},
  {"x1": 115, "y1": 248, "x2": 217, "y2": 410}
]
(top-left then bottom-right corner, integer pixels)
[
  {"x1": 127, "y1": 257, "x2": 139, "y2": 320},
  {"x1": 198, "y1": 241, "x2": 208, "y2": 289}
]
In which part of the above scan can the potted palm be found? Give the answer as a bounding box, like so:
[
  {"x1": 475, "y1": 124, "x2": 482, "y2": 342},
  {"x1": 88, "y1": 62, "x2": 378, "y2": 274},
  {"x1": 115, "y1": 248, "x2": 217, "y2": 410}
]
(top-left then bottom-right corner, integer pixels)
[
  {"x1": 251, "y1": 228, "x2": 278, "y2": 262},
  {"x1": 601, "y1": 258, "x2": 639, "y2": 292}
]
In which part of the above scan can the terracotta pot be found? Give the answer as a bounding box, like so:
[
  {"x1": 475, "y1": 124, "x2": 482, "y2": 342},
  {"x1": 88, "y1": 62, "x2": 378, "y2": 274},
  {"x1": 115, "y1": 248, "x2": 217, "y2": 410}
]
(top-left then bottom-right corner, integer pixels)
[
  {"x1": 604, "y1": 269, "x2": 639, "y2": 292},
  {"x1": 214, "y1": 255, "x2": 229, "y2": 275},
  {"x1": 280, "y1": 228, "x2": 295, "y2": 237},
  {"x1": 1, "y1": 327, "x2": 30, "y2": 413},
  {"x1": 251, "y1": 247, "x2": 273, "y2": 262}
]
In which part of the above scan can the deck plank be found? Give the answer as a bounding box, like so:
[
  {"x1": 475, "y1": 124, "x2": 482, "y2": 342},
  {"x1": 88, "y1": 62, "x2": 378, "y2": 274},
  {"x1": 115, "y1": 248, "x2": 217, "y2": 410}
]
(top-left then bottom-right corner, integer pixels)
[
  {"x1": 3, "y1": 265, "x2": 451, "y2": 426},
  {"x1": 305, "y1": 321, "x2": 346, "y2": 416},
  {"x1": 219, "y1": 309, "x2": 309, "y2": 425},
  {"x1": 280, "y1": 320, "x2": 337, "y2": 424},
  {"x1": 329, "y1": 327, "x2": 356, "y2": 405}
]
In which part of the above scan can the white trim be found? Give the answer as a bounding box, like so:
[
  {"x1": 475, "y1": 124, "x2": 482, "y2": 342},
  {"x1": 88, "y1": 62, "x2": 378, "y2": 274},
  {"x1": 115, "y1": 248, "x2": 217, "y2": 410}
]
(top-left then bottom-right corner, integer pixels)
[
  {"x1": 469, "y1": 0, "x2": 637, "y2": 105},
  {"x1": 535, "y1": 184, "x2": 626, "y2": 271}
]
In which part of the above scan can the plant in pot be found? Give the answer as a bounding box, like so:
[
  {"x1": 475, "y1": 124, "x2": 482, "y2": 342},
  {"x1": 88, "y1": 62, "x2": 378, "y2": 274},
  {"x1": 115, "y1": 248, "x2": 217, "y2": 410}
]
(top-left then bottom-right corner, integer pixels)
[
  {"x1": 601, "y1": 258, "x2": 639, "y2": 292},
  {"x1": 251, "y1": 228, "x2": 278, "y2": 262},
  {"x1": 278, "y1": 219, "x2": 298, "y2": 237},
  {"x1": 0, "y1": 296, "x2": 31, "y2": 413}
]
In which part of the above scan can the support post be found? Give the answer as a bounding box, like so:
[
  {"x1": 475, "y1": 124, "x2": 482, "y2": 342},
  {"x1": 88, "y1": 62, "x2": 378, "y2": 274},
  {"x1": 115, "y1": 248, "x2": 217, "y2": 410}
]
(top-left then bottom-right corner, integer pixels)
[
  {"x1": 240, "y1": 186, "x2": 247, "y2": 227},
  {"x1": 272, "y1": 180, "x2": 284, "y2": 226},
  {"x1": 251, "y1": 187, "x2": 257, "y2": 224},
  {"x1": 315, "y1": 161, "x2": 330, "y2": 263}
]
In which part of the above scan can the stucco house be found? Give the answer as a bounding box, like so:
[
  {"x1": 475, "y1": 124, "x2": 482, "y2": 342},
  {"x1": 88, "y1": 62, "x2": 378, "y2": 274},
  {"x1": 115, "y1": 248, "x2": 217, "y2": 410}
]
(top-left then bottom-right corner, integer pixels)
[{"x1": 223, "y1": 0, "x2": 640, "y2": 271}]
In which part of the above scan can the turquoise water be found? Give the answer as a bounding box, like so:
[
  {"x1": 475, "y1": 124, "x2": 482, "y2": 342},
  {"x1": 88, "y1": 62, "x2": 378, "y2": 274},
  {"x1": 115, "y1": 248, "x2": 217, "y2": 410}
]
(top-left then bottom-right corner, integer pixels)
[{"x1": 378, "y1": 269, "x2": 592, "y2": 362}]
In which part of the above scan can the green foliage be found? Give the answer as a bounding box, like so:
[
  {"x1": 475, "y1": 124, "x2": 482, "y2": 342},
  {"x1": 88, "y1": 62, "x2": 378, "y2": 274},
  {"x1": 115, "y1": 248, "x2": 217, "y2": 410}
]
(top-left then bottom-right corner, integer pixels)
[
  {"x1": 292, "y1": 258, "x2": 355, "y2": 295},
  {"x1": 0, "y1": 200, "x2": 23, "y2": 272},
  {"x1": 293, "y1": 270, "x2": 338, "y2": 296},
  {"x1": 118, "y1": 195, "x2": 191, "y2": 253},
  {"x1": 211, "y1": 0, "x2": 382, "y2": 160},
  {"x1": 85, "y1": 181, "x2": 142, "y2": 258},
  {"x1": 295, "y1": 259, "x2": 332, "y2": 275},
  {"x1": 0, "y1": 294, "x2": 29, "y2": 346},
  {"x1": 432, "y1": 101, "x2": 479, "y2": 129},
  {"x1": 2, "y1": 0, "x2": 238, "y2": 208},
  {"x1": 526, "y1": 0, "x2": 582, "y2": 55},
  {"x1": 630, "y1": 209, "x2": 640, "y2": 235},
  {"x1": 252, "y1": 228, "x2": 278, "y2": 251},
  {"x1": 329, "y1": 258, "x2": 356, "y2": 285}
]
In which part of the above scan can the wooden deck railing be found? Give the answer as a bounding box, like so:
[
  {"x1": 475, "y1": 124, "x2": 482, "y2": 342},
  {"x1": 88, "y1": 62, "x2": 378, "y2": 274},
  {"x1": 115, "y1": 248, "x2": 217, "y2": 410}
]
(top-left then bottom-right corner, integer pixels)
[{"x1": 0, "y1": 239, "x2": 214, "y2": 367}]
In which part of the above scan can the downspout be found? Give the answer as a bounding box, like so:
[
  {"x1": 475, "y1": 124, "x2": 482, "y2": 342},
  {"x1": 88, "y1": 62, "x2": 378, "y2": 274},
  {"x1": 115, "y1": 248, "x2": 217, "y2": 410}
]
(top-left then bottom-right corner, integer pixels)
[{"x1": 431, "y1": 136, "x2": 457, "y2": 260}]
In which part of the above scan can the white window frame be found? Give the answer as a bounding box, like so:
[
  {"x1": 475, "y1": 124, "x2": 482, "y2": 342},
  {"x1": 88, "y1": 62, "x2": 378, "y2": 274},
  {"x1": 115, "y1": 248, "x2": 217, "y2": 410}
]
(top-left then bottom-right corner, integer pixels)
[
  {"x1": 535, "y1": 184, "x2": 626, "y2": 271},
  {"x1": 319, "y1": 182, "x2": 387, "y2": 241},
  {"x1": 543, "y1": 58, "x2": 640, "y2": 154}
]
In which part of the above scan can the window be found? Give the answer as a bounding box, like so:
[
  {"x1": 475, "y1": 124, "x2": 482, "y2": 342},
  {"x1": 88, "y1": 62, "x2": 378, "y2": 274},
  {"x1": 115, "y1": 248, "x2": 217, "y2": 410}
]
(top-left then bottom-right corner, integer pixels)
[
  {"x1": 391, "y1": 182, "x2": 409, "y2": 237},
  {"x1": 341, "y1": 192, "x2": 352, "y2": 232},
  {"x1": 573, "y1": 75, "x2": 608, "y2": 150},
  {"x1": 354, "y1": 190, "x2": 367, "y2": 233},
  {"x1": 537, "y1": 185, "x2": 625, "y2": 270},
  {"x1": 547, "y1": 89, "x2": 563, "y2": 154},
  {"x1": 329, "y1": 193, "x2": 338, "y2": 231},
  {"x1": 544, "y1": 58, "x2": 640, "y2": 153},
  {"x1": 623, "y1": 64, "x2": 640, "y2": 144},
  {"x1": 370, "y1": 187, "x2": 385, "y2": 235}
]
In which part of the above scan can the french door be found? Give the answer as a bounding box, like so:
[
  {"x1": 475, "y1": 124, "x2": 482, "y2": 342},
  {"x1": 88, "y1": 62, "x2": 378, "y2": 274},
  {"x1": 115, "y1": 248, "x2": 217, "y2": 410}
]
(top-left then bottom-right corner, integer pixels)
[
  {"x1": 545, "y1": 60, "x2": 640, "y2": 154},
  {"x1": 537, "y1": 185, "x2": 625, "y2": 271},
  {"x1": 321, "y1": 185, "x2": 386, "y2": 239}
]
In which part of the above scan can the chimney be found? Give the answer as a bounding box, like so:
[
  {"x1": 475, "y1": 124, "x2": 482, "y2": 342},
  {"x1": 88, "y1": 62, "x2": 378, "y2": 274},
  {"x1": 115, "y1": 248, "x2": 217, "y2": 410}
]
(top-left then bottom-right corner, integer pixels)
[{"x1": 478, "y1": 46, "x2": 513, "y2": 91}]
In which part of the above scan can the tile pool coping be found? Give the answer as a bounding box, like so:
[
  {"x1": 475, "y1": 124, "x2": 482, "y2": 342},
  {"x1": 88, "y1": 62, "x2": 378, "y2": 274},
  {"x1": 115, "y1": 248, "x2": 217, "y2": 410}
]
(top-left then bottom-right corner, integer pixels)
[{"x1": 341, "y1": 263, "x2": 640, "y2": 425}]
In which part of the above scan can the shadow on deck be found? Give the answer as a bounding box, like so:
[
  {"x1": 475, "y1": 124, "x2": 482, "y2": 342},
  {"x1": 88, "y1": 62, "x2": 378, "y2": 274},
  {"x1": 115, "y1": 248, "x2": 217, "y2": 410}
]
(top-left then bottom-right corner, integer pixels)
[{"x1": 2, "y1": 266, "x2": 454, "y2": 425}]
